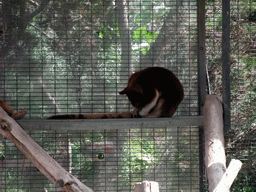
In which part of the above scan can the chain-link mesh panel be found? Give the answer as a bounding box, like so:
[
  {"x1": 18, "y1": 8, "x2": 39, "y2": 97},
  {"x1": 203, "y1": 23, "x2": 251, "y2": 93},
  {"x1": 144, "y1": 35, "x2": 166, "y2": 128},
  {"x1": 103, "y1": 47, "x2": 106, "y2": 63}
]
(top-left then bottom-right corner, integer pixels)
[
  {"x1": 206, "y1": 0, "x2": 256, "y2": 191},
  {"x1": 0, "y1": 0, "x2": 204, "y2": 191},
  {"x1": 0, "y1": 0, "x2": 198, "y2": 119},
  {"x1": 0, "y1": 127, "x2": 200, "y2": 191}
]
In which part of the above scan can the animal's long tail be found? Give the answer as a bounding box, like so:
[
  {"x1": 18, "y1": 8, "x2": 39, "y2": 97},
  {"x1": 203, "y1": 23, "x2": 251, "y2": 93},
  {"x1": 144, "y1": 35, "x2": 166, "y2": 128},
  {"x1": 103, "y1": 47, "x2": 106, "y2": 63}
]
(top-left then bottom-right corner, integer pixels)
[{"x1": 48, "y1": 112, "x2": 136, "y2": 119}]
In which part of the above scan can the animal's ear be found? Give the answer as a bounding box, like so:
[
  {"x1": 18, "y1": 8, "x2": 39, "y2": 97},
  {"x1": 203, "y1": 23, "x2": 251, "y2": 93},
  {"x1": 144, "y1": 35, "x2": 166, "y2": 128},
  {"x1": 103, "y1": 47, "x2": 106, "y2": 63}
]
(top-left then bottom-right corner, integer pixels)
[
  {"x1": 119, "y1": 87, "x2": 130, "y2": 95},
  {"x1": 119, "y1": 84, "x2": 143, "y2": 95}
]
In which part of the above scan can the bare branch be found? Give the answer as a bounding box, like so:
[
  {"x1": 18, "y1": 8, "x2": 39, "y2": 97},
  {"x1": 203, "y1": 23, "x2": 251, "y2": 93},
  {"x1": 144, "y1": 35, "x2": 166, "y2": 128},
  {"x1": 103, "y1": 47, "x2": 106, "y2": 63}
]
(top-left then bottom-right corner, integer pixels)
[{"x1": 28, "y1": 0, "x2": 51, "y2": 20}]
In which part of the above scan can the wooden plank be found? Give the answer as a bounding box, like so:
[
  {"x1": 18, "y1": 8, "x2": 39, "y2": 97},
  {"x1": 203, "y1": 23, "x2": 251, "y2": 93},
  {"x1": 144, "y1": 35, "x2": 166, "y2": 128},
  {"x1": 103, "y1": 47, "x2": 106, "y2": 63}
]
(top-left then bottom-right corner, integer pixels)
[
  {"x1": 18, "y1": 116, "x2": 204, "y2": 131},
  {"x1": 0, "y1": 107, "x2": 94, "y2": 192},
  {"x1": 214, "y1": 159, "x2": 242, "y2": 192}
]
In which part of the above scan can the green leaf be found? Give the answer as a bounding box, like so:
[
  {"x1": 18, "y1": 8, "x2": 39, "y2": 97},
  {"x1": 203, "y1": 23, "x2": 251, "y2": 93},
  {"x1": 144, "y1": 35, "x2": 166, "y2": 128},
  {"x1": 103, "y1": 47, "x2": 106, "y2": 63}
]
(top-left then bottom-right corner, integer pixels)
[{"x1": 133, "y1": 26, "x2": 147, "y2": 41}]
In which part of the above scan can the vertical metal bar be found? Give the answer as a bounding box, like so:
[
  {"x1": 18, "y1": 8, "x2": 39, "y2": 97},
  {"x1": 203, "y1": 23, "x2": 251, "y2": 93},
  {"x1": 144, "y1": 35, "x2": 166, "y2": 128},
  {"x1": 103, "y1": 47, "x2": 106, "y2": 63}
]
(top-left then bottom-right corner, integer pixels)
[
  {"x1": 222, "y1": 0, "x2": 231, "y2": 132},
  {"x1": 198, "y1": 0, "x2": 207, "y2": 115},
  {"x1": 198, "y1": 0, "x2": 207, "y2": 191},
  {"x1": 199, "y1": 127, "x2": 205, "y2": 192}
]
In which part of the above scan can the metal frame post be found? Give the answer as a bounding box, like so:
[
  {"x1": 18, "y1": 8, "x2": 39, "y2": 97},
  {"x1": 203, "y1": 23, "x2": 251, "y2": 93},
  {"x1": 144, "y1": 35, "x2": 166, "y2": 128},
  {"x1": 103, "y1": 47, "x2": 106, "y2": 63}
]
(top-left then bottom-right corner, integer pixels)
[
  {"x1": 197, "y1": 0, "x2": 207, "y2": 191},
  {"x1": 222, "y1": 0, "x2": 231, "y2": 132}
]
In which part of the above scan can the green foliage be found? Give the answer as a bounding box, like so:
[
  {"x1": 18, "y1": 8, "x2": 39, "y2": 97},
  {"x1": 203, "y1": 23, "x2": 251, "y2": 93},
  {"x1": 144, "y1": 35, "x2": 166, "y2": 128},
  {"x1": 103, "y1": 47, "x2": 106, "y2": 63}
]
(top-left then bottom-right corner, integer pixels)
[
  {"x1": 231, "y1": 171, "x2": 256, "y2": 192},
  {"x1": 133, "y1": 26, "x2": 159, "y2": 54},
  {"x1": 0, "y1": 143, "x2": 5, "y2": 160},
  {"x1": 1, "y1": 0, "x2": 255, "y2": 190},
  {"x1": 133, "y1": 26, "x2": 158, "y2": 43},
  {"x1": 120, "y1": 135, "x2": 159, "y2": 185},
  {"x1": 206, "y1": 0, "x2": 256, "y2": 191}
]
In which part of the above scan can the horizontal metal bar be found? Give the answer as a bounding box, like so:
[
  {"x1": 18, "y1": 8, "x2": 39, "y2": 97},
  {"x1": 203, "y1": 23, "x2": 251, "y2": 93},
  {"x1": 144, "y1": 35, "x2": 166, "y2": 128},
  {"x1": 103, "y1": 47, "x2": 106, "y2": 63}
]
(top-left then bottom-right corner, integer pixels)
[{"x1": 18, "y1": 116, "x2": 204, "y2": 131}]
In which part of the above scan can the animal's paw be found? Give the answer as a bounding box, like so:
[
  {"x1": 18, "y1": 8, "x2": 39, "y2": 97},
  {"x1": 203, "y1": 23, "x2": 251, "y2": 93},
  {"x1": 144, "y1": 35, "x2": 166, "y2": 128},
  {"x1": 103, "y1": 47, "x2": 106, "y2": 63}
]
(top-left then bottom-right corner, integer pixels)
[
  {"x1": 129, "y1": 109, "x2": 143, "y2": 118},
  {"x1": 11, "y1": 110, "x2": 27, "y2": 120}
]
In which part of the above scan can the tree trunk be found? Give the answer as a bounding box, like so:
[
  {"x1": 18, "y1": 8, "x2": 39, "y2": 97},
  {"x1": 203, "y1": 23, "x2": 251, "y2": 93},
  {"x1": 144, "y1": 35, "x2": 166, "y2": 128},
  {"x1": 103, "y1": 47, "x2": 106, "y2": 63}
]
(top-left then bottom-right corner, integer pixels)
[
  {"x1": 116, "y1": 0, "x2": 133, "y2": 75},
  {"x1": 134, "y1": 181, "x2": 159, "y2": 192}
]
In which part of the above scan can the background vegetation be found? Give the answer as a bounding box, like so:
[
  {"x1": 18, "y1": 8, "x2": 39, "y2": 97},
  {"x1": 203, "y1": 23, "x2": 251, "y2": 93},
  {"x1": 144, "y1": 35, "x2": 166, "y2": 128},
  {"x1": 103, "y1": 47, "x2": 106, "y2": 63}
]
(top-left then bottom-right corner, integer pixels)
[
  {"x1": 0, "y1": 0, "x2": 255, "y2": 191},
  {"x1": 206, "y1": 1, "x2": 256, "y2": 191}
]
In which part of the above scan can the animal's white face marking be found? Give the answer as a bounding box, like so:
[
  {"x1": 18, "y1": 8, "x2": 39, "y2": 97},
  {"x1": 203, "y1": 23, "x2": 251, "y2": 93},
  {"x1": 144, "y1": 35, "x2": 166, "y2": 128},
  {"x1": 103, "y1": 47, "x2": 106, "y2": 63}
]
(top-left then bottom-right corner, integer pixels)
[
  {"x1": 139, "y1": 89, "x2": 160, "y2": 117},
  {"x1": 146, "y1": 98, "x2": 165, "y2": 117}
]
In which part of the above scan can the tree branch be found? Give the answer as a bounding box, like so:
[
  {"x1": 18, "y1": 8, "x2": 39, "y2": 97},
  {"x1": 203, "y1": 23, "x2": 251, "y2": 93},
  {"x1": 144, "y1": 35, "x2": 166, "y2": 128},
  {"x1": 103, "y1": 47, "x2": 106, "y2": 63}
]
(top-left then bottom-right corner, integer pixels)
[{"x1": 28, "y1": 0, "x2": 51, "y2": 20}]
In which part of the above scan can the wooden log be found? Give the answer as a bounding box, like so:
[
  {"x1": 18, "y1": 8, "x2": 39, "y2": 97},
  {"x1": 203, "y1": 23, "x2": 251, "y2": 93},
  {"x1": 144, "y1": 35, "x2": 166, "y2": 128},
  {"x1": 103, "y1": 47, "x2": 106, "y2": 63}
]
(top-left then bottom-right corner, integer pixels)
[
  {"x1": 203, "y1": 95, "x2": 227, "y2": 192},
  {"x1": 0, "y1": 107, "x2": 93, "y2": 192},
  {"x1": 134, "y1": 181, "x2": 159, "y2": 192},
  {"x1": 213, "y1": 159, "x2": 242, "y2": 192}
]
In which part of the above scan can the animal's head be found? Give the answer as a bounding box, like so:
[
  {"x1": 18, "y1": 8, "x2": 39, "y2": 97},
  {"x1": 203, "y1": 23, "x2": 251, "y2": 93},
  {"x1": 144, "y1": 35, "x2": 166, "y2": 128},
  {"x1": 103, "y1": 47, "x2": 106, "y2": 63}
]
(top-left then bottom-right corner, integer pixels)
[{"x1": 119, "y1": 84, "x2": 144, "y2": 109}]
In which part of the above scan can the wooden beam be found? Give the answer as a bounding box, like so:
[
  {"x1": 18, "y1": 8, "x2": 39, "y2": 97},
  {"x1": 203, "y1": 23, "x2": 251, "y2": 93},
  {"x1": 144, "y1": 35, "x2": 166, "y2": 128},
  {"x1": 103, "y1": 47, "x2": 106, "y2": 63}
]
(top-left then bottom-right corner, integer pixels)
[
  {"x1": 18, "y1": 116, "x2": 204, "y2": 131},
  {"x1": 0, "y1": 107, "x2": 93, "y2": 192},
  {"x1": 213, "y1": 159, "x2": 242, "y2": 192}
]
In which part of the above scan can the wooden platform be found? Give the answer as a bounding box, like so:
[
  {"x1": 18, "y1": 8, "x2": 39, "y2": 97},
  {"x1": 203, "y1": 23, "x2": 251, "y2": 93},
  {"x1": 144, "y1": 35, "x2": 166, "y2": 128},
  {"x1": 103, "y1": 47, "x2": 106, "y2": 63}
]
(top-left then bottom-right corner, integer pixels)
[{"x1": 18, "y1": 116, "x2": 204, "y2": 130}]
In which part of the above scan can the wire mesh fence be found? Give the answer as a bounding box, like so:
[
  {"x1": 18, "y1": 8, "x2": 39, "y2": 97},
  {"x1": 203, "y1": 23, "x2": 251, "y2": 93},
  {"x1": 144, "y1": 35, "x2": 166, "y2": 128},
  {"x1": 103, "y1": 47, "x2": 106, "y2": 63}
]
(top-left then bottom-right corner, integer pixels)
[
  {"x1": 0, "y1": 127, "x2": 200, "y2": 191},
  {"x1": 205, "y1": 0, "x2": 256, "y2": 191},
  {"x1": 0, "y1": 0, "x2": 202, "y2": 191},
  {"x1": 0, "y1": 0, "x2": 255, "y2": 191},
  {"x1": 0, "y1": 0, "x2": 199, "y2": 119}
]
